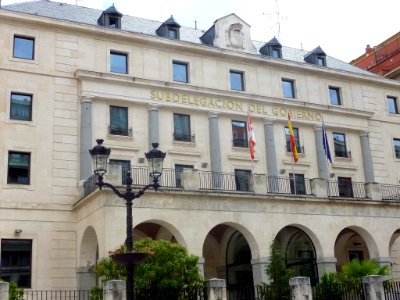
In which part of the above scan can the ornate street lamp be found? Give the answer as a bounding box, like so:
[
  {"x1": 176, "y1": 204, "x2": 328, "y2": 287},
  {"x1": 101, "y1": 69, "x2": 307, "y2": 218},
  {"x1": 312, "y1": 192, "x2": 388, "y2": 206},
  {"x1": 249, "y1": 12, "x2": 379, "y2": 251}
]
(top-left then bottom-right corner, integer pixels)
[{"x1": 89, "y1": 139, "x2": 166, "y2": 300}]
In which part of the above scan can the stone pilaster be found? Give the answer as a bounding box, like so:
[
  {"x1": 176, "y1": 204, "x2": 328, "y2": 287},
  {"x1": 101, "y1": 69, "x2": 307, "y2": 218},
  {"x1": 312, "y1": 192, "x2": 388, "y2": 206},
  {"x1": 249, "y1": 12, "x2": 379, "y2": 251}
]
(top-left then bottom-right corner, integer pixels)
[
  {"x1": 80, "y1": 95, "x2": 93, "y2": 180},
  {"x1": 103, "y1": 280, "x2": 126, "y2": 300},
  {"x1": 289, "y1": 277, "x2": 313, "y2": 300},
  {"x1": 317, "y1": 257, "x2": 337, "y2": 278},
  {"x1": 311, "y1": 178, "x2": 328, "y2": 198},
  {"x1": 360, "y1": 131, "x2": 375, "y2": 183},
  {"x1": 314, "y1": 125, "x2": 329, "y2": 180},
  {"x1": 263, "y1": 118, "x2": 278, "y2": 178},
  {"x1": 362, "y1": 275, "x2": 385, "y2": 300},
  {"x1": 208, "y1": 111, "x2": 222, "y2": 174},
  {"x1": 206, "y1": 278, "x2": 227, "y2": 300},
  {"x1": 251, "y1": 257, "x2": 270, "y2": 284},
  {"x1": 148, "y1": 104, "x2": 160, "y2": 148}
]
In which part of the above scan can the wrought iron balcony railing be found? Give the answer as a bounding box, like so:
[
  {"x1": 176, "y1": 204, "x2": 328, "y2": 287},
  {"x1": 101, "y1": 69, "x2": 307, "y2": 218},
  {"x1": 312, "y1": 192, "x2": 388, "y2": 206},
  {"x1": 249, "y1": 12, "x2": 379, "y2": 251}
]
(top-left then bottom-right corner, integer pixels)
[
  {"x1": 82, "y1": 168, "x2": 400, "y2": 202},
  {"x1": 108, "y1": 125, "x2": 132, "y2": 137},
  {"x1": 173, "y1": 132, "x2": 195, "y2": 142}
]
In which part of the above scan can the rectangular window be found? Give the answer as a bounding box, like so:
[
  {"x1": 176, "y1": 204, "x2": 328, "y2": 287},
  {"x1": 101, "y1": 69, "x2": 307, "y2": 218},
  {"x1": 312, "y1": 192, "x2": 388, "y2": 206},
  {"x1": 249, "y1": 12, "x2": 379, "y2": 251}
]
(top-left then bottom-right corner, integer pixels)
[
  {"x1": 285, "y1": 127, "x2": 302, "y2": 153},
  {"x1": 272, "y1": 48, "x2": 281, "y2": 58},
  {"x1": 13, "y1": 36, "x2": 34, "y2": 60},
  {"x1": 109, "y1": 106, "x2": 130, "y2": 136},
  {"x1": 230, "y1": 70, "x2": 244, "y2": 91},
  {"x1": 174, "y1": 114, "x2": 194, "y2": 142},
  {"x1": 173, "y1": 113, "x2": 192, "y2": 142},
  {"x1": 282, "y1": 79, "x2": 295, "y2": 98},
  {"x1": 173, "y1": 61, "x2": 188, "y2": 83},
  {"x1": 317, "y1": 56, "x2": 326, "y2": 66},
  {"x1": 329, "y1": 87, "x2": 341, "y2": 106},
  {"x1": 232, "y1": 121, "x2": 248, "y2": 147},
  {"x1": 7, "y1": 152, "x2": 30, "y2": 185},
  {"x1": 10, "y1": 93, "x2": 32, "y2": 121},
  {"x1": 1, "y1": 239, "x2": 32, "y2": 288},
  {"x1": 109, "y1": 159, "x2": 131, "y2": 185},
  {"x1": 387, "y1": 96, "x2": 399, "y2": 114},
  {"x1": 168, "y1": 28, "x2": 178, "y2": 39},
  {"x1": 333, "y1": 133, "x2": 349, "y2": 158},
  {"x1": 175, "y1": 164, "x2": 193, "y2": 188},
  {"x1": 110, "y1": 51, "x2": 128, "y2": 74},
  {"x1": 338, "y1": 176, "x2": 353, "y2": 198},
  {"x1": 394, "y1": 138, "x2": 400, "y2": 159},
  {"x1": 235, "y1": 169, "x2": 252, "y2": 192},
  {"x1": 289, "y1": 173, "x2": 306, "y2": 195}
]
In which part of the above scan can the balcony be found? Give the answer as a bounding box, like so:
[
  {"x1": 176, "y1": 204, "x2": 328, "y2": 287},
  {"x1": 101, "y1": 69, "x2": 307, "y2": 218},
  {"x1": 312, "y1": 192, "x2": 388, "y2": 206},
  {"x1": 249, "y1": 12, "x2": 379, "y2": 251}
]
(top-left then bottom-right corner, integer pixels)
[
  {"x1": 108, "y1": 125, "x2": 132, "y2": 137},
  {"x1": 173, "y1": 132, "x2": 195, "y2": 143},
  {"x1": 82, "y1": 166, "x2": 400, "y2": 202}
]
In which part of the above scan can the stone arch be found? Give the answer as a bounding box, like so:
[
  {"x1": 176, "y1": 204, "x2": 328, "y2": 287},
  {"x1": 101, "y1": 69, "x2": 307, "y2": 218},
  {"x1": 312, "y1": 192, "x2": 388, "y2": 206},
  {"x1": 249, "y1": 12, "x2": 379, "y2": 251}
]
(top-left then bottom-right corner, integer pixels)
[
  {"x1": 202, "y1": 222, "x2": 259, "y2": 299},
  {"x1": 133, "y1": 219, "x2": 186, "y2": 247},
  {"x1": 282, "y1": 223, "x2": 323, "y2": 258},
  {"x1": 78, "y1": 226, "x2": 98, "y2": 290},
  {"x1": 274, "y1": 225, "x2": 319, "y2": 285},
  {"x1": 334, "y1": 226, "x2": 379, "y2": 270},
  {"x1": 389, "y1": 229, "x2": 400, "y2": 280},
  {"x1": 80, "y1": 226, "x2": 99, "y2": 268}
]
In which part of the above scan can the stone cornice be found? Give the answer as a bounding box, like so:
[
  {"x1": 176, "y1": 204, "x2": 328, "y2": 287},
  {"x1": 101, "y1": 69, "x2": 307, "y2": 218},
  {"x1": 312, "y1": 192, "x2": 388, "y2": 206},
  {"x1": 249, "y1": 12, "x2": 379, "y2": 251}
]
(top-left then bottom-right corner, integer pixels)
[{"x1": 75, "y1": 69, "x2": 374, "y2": 120}]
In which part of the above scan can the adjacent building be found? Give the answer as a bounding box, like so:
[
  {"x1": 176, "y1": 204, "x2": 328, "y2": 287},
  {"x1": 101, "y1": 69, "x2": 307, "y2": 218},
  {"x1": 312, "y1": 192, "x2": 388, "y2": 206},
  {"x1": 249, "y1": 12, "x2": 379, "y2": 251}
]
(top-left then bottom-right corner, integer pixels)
[
  {"x1": 1, "y1": 0, "x2": 400, "y2": 294},
  {"x1": 351, "y1": 31, "x2": 400, "y2": 80}
]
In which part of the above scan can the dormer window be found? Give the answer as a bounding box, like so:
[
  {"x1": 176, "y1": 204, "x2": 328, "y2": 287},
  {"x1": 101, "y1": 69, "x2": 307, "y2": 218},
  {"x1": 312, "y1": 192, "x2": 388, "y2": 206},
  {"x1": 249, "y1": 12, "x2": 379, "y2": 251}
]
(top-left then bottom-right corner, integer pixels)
[
  {"x1": 156, "y1": 16, "x2": 181, "y2": 40},
  {"x1": 317, "y1": 56, "x2": 326, "y2": 66},
  {"x1": 108, "y1": 16, "x2": 119, "y2": 28},
  {"x1": 98, "y1": 4, "x2": 122, "y2": 29},
  {"x1": 260, "y1": 37, "x2": 282, "y2": 58},
  {"x1": 168, "y1": 28, "x2": 178, "y2": 39},
  {"x1": 304, "y1": 46, "x2": 327, "y2": 67},
  {"x1": 271, "y1": 47, "x2": 281, "y2": 58}
]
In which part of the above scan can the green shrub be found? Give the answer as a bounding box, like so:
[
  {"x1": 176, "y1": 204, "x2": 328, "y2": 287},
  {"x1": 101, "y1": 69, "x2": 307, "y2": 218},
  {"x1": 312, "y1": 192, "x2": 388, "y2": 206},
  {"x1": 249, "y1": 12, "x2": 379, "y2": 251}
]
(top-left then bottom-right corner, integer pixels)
[
  {"x1": 314, "y1": 273, "x2": 341, "y2": 300},
  {"x1": 9, "y1": 282, "x2": 24, "y2": 300}
]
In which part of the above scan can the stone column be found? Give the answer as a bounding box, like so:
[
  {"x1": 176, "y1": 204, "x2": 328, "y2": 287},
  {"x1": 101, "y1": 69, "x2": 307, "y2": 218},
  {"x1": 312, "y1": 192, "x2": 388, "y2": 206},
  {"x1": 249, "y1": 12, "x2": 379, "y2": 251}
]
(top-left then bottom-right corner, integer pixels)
[
  {"x1": 289, "y1": 277, "x2": 313, "y2": 300},
  {"x1": 263, "y1": 118, "x2": 278, "y2": 178},
  {"x1": 317, "y1": 257, "x2": 337, "y2": 278},
  {"x1": 251, "y1": 257, "x2": 270, "y2": 284},
  {"x1": 198, "y1": 257, "x2": 205, "y2": 279},
  {"x1": 80, "y1": 96, "x2": 93, "y2": 180},
  {"x1": 103, "y1": 280, "x2": 126, "y2": 300},
  {"x1": 208, "y1": 111, "x2": 222, "y2": 174},
  {"x1": 314, "y1": 125, "x2": 329, "y2": 180},
  {"x1": 148, "y1": 104, "x2": 160, "y2": 148},
  {"x1": 206, "y1": 278, "x2": 227, "y2": 300},
  {"x1": 360, "y1": 131, "x2": 375, "y2": 183},
  {"x1": 0, "y1": 282, "x2": 9, "y2": 300},
  {"x1": 362, "y1": 275, "x2": 385, "y2": 300}
]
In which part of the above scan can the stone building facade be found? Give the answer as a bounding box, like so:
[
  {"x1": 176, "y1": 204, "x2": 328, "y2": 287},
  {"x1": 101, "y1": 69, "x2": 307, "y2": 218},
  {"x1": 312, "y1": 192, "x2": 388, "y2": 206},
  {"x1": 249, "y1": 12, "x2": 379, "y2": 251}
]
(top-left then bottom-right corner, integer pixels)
[{"x1": 1, "y1": 0, "x2": 400, "y2": 293}]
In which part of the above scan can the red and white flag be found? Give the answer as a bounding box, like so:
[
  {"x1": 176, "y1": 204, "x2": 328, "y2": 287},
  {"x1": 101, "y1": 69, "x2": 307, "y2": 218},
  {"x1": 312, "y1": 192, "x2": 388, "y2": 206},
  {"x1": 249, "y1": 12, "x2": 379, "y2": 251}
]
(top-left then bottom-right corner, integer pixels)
[{"x1": 247, "y1": 112, "x2": 256, "y2": 160}]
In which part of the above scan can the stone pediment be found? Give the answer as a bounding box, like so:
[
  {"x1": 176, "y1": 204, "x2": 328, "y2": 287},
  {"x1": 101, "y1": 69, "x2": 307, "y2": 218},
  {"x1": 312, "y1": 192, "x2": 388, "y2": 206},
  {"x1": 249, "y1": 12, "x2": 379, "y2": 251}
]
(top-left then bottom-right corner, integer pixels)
[{"x1": 210, "y1": 13, "x2": 257, "y2": 54}]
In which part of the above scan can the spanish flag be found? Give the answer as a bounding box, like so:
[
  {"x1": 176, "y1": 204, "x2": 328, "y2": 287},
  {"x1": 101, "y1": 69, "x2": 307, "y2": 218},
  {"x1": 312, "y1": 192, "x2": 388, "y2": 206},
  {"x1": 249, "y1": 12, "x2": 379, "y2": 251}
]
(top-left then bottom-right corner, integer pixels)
[{"x1": 288, "y1": 113, "x2": 299, "y2": 163}]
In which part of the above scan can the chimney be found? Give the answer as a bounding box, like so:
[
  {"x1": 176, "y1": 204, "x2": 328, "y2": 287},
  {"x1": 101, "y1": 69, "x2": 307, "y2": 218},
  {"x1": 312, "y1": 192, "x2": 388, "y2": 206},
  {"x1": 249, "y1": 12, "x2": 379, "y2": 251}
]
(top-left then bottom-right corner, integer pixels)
[{"x1": 366, "y1": 44, "x2": 374, "y2": 53}]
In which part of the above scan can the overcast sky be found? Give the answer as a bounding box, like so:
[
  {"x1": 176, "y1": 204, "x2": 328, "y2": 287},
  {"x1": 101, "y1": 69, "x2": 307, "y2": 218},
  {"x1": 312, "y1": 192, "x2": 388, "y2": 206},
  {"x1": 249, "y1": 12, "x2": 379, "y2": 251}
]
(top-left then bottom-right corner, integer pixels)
[{"x1": 3, "y1": 0, "x2": 399, "y2": 62}]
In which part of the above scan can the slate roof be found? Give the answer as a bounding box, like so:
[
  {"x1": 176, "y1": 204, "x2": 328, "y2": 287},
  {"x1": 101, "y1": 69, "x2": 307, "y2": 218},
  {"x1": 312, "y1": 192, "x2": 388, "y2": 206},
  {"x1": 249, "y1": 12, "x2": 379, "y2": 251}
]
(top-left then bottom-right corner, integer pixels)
[{"x1": 3, "y1": 0, "x2": 377, "y2": 77}]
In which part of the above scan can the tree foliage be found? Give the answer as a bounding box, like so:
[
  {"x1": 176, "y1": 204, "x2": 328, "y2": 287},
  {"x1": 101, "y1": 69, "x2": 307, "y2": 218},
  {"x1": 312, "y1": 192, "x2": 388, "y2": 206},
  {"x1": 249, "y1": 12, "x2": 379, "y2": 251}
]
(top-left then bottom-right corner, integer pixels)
[
  {"x1": 96, "y1": 238, "x2": 203, "y2": 299},
  {"x1": 266, "y1": 240, "x2": 293, "y2": 286}
]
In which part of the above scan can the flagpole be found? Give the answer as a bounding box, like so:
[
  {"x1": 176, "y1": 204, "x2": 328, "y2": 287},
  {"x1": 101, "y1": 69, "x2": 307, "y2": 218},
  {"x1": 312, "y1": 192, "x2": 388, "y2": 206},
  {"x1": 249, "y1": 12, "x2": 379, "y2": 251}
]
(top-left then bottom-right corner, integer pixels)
[
  {"x1": 290, "y1": 141, "x2": 297, "y2": 195},
  {"x1": 322, "y1": 118, "x2": 331, "y2": 180}
]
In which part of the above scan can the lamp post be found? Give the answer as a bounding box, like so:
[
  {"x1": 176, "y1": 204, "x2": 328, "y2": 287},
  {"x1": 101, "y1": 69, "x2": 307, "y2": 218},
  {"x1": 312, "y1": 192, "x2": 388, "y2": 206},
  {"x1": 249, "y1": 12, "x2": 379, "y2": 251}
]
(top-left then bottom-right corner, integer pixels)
[{"x1": 89, "y1": 139, "x2": 166, "y2": 300}]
